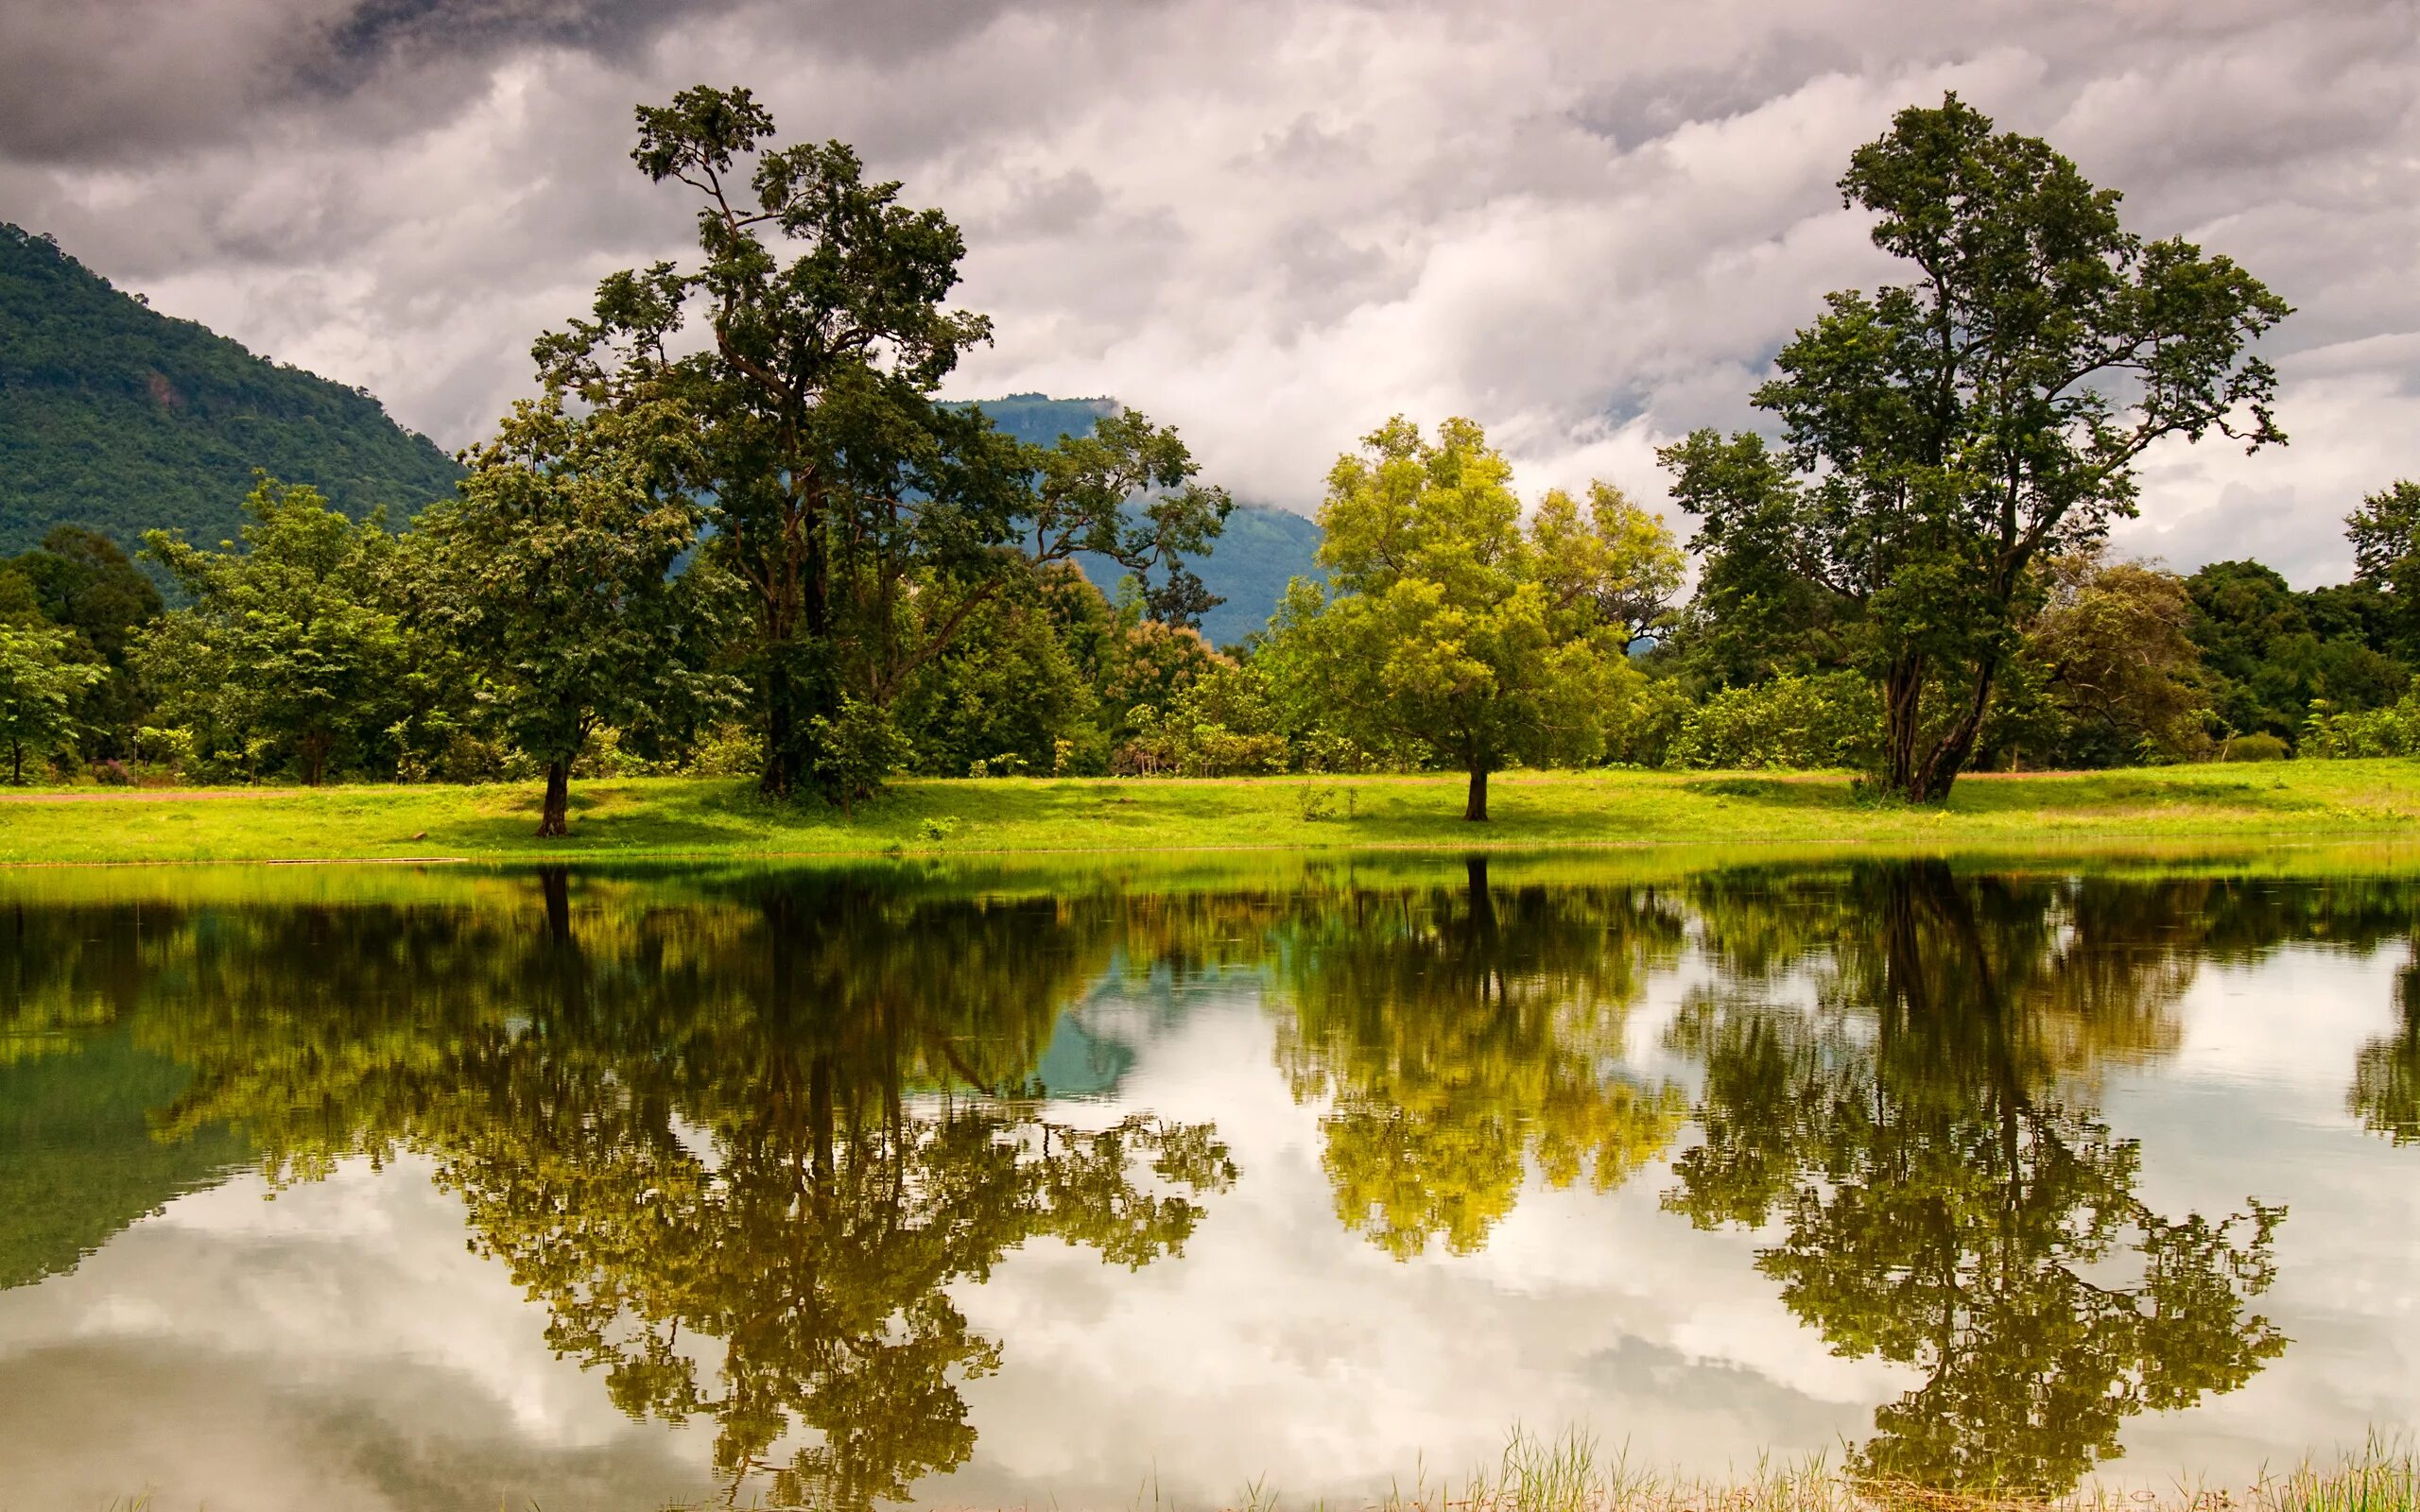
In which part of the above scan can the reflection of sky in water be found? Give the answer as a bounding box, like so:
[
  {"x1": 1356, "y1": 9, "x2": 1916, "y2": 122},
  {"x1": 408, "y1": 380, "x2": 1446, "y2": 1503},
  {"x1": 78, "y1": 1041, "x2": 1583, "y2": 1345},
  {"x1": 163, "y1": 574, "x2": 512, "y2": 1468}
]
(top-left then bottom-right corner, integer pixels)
[{"x1": 0, "y1": 892, "x2": 2414, "y2": 1510}]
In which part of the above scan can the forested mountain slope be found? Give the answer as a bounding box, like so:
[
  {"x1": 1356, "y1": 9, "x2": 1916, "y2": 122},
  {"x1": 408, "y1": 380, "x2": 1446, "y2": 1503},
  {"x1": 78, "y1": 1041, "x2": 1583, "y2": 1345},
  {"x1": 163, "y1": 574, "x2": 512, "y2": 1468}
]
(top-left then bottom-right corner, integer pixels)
[
  {"x1": 0, "y1": 224, "x2": 463, "y2": 555},
  {"x1": 965, "y1": 392, "x2": 1324, "y2": 647}
]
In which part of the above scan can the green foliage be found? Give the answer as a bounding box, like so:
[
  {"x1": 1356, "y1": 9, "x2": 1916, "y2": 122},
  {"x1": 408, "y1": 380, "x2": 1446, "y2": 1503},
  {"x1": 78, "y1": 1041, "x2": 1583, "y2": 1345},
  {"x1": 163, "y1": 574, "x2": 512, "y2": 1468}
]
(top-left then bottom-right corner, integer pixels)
[
  {"x1": 1667, "y1": 863, "x2": 2290, "y2": 1493},
  {"x1": 1665, "y1": 94, "x2": 2289, "y2": 800},
  {"x1": 2221, "y1": 732, "x2": 2290, "y2": 763},
  {"x1": 1279, "y1": 863, "x2": 1689, "y2": 1258},
  {"x1": 1265, "y1": 417, "x2": 1655, "y2": 819},
  {"x1": 2185, "y1": 559, "x2": 2407, "y2": 744},
  {"x1": 417, "y1": 396, "x2": 743, "y2": 833},
  {"x1": 2346, "y1": 479, "x2": 2420, "y2": 655},
  {"x1": 5, "y1": 526, "x2": 162, "y2": 758},
  {"x1": 1120, "y1": 658, "x2": 1292, "y2": 777},
  {"x1": 1663, "y1": 671, "x2": 1879, "y2": 771},
  {"x1": 135, "y1": 477, "x2": 429, "y2": 783},
  {"x1": 0, "y1": 618, "x2": 105, "y2": 782},
  {"x1": 949, "y1": 397, "x2": 1326, "y2": 650},
  {"x1": 2301, "y1": 691, "x2": 2420, "y2": 758},
  {"x1": 896, "y1": 561, "x2": 1108, "y2": 778},
  {"x1": 0, "y1": 223, "x2": 461, "y2": 557},
  {"x1": 1983, "y1": 556, "x2": 2216, "y2": 769},
  {"x1": 534, "y1": 88, "x2": 1228, "y2": 803}
]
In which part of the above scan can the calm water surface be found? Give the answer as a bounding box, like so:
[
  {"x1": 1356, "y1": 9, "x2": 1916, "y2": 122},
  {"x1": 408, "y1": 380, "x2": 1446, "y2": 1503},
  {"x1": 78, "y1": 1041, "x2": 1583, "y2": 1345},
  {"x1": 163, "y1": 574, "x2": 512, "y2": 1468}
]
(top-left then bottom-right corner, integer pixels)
[{"x1": 2, "y1": 852, "x2": 2415, "y2": 1509}]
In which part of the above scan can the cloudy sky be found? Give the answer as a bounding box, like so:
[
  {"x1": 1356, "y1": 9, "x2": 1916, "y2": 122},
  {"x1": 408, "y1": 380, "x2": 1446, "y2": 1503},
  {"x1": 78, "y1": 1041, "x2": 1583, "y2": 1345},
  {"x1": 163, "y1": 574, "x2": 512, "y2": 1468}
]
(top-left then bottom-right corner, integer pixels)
[{"x1": 5, "y1": 0, "x2": 2415, "y2": 583}]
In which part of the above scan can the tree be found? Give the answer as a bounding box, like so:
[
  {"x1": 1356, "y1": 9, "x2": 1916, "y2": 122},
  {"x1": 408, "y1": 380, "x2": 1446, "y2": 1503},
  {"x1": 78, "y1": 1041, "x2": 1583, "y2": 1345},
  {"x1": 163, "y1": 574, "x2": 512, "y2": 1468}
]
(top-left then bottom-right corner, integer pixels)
[
  {"x1": 137, "y1": 477, "x2": 412, "y2": 784},
  {"x1": 534, "y1": 85, "x2": 1228, "y2": 802},
  {"x1": 1277, "y1": 860, "x2": 1689, "y2": 1257},
  {"x1": 417, "y1": 396, "x2": 743, "y2": 835},
  {"x1": 8, "y1": 526, "x2": 161, "y2": 759},
  {"x1": 1265, "y1": 418, "x2": 1654, "y2": 820},
  {"x1": 2345, "y1": 479, "x2": 2420, "y2": 656},
  {"x1": 1984, "y1": 555, "x2": 2214, "y2": 768},
  {"x1": 1663, "y1": 94, "x2": 2290, "y2": 800},
  {"x1": 2183, "y1": 559, "x2": 2406, "y2": 744},
  {"x1": 1667, "y1": 863, "x2": 2288, "y2": 1493},
  {"x1": 0, "y1": 621, "x2": 103, "y2": 782}
]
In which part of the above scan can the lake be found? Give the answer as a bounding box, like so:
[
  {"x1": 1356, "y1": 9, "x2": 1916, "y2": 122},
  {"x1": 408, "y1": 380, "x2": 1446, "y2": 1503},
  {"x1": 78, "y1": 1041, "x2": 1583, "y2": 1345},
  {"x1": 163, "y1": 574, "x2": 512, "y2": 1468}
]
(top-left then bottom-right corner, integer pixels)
[{"x1": 2, "y1": 850, "x2": 2415, "y2": 1509}]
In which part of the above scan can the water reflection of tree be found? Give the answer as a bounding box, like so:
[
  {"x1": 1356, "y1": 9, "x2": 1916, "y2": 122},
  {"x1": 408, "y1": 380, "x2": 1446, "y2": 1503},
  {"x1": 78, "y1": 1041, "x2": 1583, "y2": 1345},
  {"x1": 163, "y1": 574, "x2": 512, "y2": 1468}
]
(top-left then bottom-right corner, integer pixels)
[
  {"x1": 2351, "y1": 952, "x2": 2420, "y2": 1144},
  {"x1": 1277, "y1": 859, "x2": 1690, "y2": 1258},
  {"x1": 61, "y1": 873, "x2": 1236, "y2": 1510},
  {"x1": 1667, "y1": 863, "x2": 2288, "y2": 1495}
]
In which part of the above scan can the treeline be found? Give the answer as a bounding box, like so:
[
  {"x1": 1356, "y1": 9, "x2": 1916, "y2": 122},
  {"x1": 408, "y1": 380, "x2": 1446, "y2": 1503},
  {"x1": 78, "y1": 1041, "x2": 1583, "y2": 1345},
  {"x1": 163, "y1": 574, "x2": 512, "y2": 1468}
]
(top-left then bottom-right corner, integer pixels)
[{"x1": 5, "y1": 90, "x2": 2418, "y2": 823}]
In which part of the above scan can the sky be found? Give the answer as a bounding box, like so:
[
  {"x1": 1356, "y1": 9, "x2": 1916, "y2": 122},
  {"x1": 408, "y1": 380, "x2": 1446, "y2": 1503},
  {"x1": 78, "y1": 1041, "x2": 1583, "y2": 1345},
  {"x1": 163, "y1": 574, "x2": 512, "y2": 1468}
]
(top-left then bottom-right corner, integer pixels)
[{"x1": 4, "y1": 0, "x2": 2415, "y2": 584}]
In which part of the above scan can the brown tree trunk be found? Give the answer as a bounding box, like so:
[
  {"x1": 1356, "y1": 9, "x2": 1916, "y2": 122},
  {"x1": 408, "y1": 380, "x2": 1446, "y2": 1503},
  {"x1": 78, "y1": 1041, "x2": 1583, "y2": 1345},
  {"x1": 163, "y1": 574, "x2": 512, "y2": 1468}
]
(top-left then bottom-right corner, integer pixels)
[
  {"x1": 537, "y1": 759, "x2": 570, "y2": 838},
  {"x1": 1464, "y1": 765, "x2": 1489, "y2": 822},
  {"x1": 9, "y1": 739, "x2": 20, "y2": 786},
  {"x1": 300, "y1": 731, "x2": 329, "y2": 787}
]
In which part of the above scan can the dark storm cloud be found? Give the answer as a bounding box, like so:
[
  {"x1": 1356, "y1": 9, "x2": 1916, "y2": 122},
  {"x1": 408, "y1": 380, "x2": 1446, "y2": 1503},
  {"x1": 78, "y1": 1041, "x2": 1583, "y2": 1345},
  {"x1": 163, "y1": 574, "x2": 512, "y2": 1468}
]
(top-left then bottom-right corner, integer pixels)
[{"x1": 4, "y1": 0, "x2": 2416, "y2": 583}]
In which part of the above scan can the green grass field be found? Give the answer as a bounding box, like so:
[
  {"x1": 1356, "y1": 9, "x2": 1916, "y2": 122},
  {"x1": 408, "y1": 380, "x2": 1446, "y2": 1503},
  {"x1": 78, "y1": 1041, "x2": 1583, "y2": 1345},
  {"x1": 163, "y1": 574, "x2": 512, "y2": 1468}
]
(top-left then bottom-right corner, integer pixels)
[{"x1": 2, "y1": 760, "x2": 2418, "y2": 866}]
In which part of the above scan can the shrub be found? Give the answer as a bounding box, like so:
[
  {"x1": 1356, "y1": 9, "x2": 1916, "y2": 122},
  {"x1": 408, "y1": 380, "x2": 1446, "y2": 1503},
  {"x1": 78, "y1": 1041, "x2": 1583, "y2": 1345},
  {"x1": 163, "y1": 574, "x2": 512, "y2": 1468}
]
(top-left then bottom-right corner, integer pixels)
[
  {"x1": 2302, "y1": 696, "x2": 2420, "y2": 759},
  {"x1": 2220, "y1": 732, "x2": 2290, "y2": 763},
  {"x1": 1664, "y1": 673, "x2": 1881, "y2": 771}
]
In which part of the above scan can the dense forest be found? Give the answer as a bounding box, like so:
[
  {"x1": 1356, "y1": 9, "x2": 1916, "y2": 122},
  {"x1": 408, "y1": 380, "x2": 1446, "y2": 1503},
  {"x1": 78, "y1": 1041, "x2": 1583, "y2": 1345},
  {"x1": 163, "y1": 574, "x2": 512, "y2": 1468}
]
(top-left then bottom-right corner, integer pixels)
[{"x1": 3, "y1": 89, "x2": 2418, "y2": 825}]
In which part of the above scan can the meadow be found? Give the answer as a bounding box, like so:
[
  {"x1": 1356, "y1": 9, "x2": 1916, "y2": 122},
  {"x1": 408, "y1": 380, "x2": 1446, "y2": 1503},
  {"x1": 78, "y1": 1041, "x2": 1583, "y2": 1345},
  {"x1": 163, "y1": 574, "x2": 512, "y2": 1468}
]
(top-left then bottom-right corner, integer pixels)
[{"x1": 4, "y1": 759, "x2": 2418, "y2": 866}]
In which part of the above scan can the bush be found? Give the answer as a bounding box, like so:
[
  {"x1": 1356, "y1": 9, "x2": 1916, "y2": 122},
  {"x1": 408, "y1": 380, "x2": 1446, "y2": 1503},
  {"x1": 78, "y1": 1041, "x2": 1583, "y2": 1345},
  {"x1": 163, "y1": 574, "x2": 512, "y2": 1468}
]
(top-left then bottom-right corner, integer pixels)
[
  {"x1": 1664, "y1": 673, "x2": 1880, "y2": 771},
  {"x1": 2220, "y1": 732, "x2": 2290, "y2": 763},
  {"x1": 2302, "y1": 696, "x2": 2420, "y2": 759}
]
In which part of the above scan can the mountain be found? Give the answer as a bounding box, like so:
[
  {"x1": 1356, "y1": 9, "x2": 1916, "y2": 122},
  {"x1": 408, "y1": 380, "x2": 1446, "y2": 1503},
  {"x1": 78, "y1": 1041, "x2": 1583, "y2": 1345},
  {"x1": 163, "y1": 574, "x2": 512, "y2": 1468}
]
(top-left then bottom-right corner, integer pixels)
[
  {"x1": 0, "y1": 223, "x2": 464, "y2": 556},
  {"x1": 963, "y1": 392, "x2": 1325, "y2": 647}
]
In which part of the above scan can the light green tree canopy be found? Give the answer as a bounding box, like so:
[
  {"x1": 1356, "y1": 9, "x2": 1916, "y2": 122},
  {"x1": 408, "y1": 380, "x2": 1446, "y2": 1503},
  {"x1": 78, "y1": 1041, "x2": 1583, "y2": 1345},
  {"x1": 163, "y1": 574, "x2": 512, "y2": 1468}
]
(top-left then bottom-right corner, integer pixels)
[
  {"x1": 138, "y1": 477, "x2": 413, "y2": 784},
  {"x1": 1265, "y1": 417, "x2": 1673, "y2": 819},
  {"x1": 0, "y1": 620, "x2": 103, "y2": 783}
]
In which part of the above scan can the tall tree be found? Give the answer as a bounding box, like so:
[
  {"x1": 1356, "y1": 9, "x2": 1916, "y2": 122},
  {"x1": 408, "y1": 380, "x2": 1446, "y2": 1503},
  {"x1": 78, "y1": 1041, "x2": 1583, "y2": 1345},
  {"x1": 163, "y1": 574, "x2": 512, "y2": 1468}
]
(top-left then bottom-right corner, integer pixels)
[
  {"x1": 1663, "y1": 94, "x2": 2289, "y2": 800},
  {"x1": 416, "y1": 396, "x2": 744, "y2": 836},
  {"x1": 1264, "y1": 418, "x2": 1655, "y2": 820},
  {"x1": 534, "y1": 85, "x2": 1227, "y2": 802}
]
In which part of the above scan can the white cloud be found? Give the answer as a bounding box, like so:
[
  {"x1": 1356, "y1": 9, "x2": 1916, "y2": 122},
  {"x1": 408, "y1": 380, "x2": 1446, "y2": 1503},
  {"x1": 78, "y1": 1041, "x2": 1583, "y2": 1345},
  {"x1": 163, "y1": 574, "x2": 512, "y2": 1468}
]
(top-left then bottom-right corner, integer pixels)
[{"x1": 2, "y1": 0, "x2": 2412, "y2": 576}]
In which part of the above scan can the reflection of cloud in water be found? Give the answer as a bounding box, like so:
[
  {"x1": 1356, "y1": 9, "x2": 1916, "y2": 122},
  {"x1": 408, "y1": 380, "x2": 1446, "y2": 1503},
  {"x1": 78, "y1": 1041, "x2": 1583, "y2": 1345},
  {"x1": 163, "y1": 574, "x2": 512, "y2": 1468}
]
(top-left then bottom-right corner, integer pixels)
[{"x1": 0, "y1": 1160, "x2": 718, "y2": 1511}]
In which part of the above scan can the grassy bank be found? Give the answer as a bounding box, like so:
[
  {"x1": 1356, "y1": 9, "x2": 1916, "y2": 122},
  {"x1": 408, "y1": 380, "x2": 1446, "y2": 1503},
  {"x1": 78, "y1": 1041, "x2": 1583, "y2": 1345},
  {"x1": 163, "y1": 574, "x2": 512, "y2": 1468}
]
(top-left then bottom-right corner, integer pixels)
[{"x1": 2, "y1": 761, "x2": 2418, "y2": 866}]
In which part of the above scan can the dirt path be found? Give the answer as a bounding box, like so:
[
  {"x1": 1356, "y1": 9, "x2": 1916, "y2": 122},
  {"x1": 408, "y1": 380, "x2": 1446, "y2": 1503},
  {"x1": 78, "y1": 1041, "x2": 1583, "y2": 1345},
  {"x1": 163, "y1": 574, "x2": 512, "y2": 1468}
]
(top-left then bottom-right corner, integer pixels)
[{"x1": 0, "y1": 788, "x2": 306, "y2": 804}]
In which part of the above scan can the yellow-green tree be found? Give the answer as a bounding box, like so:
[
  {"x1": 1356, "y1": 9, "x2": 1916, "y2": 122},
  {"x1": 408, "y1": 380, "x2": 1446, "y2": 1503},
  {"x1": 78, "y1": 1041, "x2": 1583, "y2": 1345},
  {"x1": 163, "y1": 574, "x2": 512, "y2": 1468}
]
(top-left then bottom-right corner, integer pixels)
[
  {"x1": 1264, "y1": 419, "x2": 1673, "y2": 819},
  {"x1": 1276, "y1": 860, "x2": 1689, "y2": 1257}
]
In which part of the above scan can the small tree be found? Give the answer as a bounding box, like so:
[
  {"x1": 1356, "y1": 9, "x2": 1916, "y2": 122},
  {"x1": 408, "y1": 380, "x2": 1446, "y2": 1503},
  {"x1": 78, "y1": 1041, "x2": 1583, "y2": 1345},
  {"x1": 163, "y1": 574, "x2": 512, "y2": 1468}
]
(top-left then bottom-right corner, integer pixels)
[
  {"x1": 420, "y1": 397, "x2": 743, "y2": 836},
  {"x1": 0, "y1": 622, "x2": 103, "y2": 782},
  {"x1": 1664, "y1": 94, "x2": 2289, "y2": 800},
  {"x1": 1265, "y1": 418, "x2": 1664, "y2": 820},
  {"x1": 139, "y1": 478, "x2": 411, "y2": 784}
]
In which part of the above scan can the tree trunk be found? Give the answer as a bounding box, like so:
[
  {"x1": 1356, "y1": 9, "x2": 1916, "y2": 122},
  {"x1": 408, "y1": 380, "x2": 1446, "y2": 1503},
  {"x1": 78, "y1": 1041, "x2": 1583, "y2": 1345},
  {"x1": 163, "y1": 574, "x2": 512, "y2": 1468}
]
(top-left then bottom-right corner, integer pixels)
[
  {"x1": 300, "y1": 731, "x2": 329, "y2": 787},
  {"x1": 537, "y1": 759, "x2": 570, "y2": 838},
  {"x1": 1881, "y1": 653, "x2": 1926, "y2": 799},
  {"x1": 760, "y1": 649, "x2": 798, "y2": 799},
  {"x1": 1464, "y1": 765, "x2": 1489, "y2": 822},
  {"x1": 1878, "y1": 653, "x2": 2000, "y2": 803},
  {"x1": 9, "y1": 738, "x2": 20, "y2": 786}
]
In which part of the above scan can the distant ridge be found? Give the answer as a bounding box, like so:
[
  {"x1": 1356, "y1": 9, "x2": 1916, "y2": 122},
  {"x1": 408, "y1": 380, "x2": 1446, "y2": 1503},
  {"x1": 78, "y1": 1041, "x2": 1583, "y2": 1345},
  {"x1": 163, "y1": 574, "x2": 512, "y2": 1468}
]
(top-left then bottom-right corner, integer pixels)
[
  {"x1": 0, "y1": 223, "x2": 463, "y2": 556},
  {"x1": 962, "y1": 392, "x2": 1325, "y2": 647}
]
